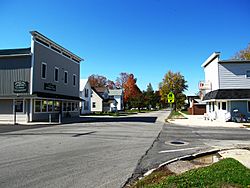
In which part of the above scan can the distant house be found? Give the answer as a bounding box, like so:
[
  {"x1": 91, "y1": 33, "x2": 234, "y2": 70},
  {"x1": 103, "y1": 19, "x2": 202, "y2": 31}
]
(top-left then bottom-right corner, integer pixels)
[
  {"x1": 90, "y1": 87, "x2": 117, "y2": 113},
  {"x1": 79, "y1": 79, "x2": 91, "y2": 114},
  {"x1": 0, "y1": 31, "x2": 82, "y2": 123},
  {"x1": 201, "y1": 52, "x2": 250, "y2": 121},
  {"x1": 109, "y1": 89, "x2": 124, "y2": 111},
  {"x1": 187, "y1": 96, "x2": 206, "y2": 115}
]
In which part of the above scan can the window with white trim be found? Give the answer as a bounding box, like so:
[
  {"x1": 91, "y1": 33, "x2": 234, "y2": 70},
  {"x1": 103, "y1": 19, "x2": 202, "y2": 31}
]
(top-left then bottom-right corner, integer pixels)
[
  {"x1": 218, "y1": 102, "x2": 221, "y2": 110},
  {"x1": 41, "y1": 62, "x2": 47, "y2": 79},
  {"x1": 54, "y1": 67, "x2": 59, "y2": 82},
  {"x1": 92, "y1": 102, "x2": 96, "y2": 108},
  {"x1": 64, "y1": 71, "x2": 68, "y2": 84},
  {"x1": 222, "y1": 102, "x2": 226, "y2": 110}
]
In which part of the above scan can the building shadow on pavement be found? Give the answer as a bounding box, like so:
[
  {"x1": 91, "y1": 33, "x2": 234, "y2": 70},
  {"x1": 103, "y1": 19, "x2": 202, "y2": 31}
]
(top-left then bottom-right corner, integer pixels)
[
  {"x1": 0, "y1": 116, "x2": 158, "y2": 134},
  {"x1": 62, "y1": 116, "x2": 158, "y2": 124}
]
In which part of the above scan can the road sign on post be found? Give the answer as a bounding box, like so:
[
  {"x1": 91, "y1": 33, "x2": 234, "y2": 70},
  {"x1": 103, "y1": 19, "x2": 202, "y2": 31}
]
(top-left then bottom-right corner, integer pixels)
[{"x1": 167, "y1": 92, "x2": 175, "y2": 103}]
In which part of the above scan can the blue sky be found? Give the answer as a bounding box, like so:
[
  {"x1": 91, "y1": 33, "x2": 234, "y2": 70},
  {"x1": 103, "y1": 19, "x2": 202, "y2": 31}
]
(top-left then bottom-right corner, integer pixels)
[{"x1": 0, "y1": 0, "x2": 249, "y2": 95}]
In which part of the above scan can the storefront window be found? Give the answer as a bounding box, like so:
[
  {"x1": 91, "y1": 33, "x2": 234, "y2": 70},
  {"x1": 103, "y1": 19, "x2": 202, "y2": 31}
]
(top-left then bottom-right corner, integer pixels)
[
  {"x1": 75, "y1": 102, "x2": 79, "y2": 111},
  {"x1": 54, "y1": 101, "x2": 60, "y2": 112},
  {"x1": 67, "y1": 102, "x2": 72, "y2": 111},
  {"x1": 48, "y1": 101, "x2": 53, "y2": 112},
  {"x1": 35, "y1": 100, "x2": 41, "y2": 112},
  {"x1": 42, "y1": 100, "x2": 47, "y2": 112},
  {"x1": 15, "y1": 100, "x2": 24, "y2": 112},
  {"x1": 63, "y1": 102, "x2": 67, "y2": 111}
]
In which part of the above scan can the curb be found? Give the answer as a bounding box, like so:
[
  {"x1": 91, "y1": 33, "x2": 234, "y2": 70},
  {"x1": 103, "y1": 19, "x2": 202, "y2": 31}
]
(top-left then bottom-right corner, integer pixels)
[{"x1": 142, "y1": 145, "x2": 250, "y2": 178}]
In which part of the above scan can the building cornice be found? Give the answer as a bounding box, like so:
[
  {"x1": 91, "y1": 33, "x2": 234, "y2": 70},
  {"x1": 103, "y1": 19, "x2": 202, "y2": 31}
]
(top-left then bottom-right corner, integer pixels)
[{"x1": 30, "y1": 31, "x2": 83, "y2": 63}]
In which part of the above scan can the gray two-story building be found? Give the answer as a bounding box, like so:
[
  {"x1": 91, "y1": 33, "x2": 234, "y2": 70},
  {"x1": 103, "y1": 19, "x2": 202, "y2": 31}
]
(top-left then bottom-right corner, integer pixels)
[{"x1": 0, "y1": 31, "x2": 82, "y2": 123}]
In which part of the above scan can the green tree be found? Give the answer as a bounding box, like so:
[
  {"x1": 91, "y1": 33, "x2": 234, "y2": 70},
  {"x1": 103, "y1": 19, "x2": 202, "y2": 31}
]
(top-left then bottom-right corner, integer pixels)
[
  {"x1": 233, "y1": 43, "x2": 250, "y2": 60},
  {"x1": 144, "y1": 83, "x2": 155, "y2": 110},
  {"x1": 159, "y1": 71, "x2": 188, "y2": 110}
]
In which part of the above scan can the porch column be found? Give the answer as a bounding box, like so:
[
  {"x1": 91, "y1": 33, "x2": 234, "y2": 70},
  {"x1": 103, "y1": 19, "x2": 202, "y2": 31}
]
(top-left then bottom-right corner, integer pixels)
[{"x1": 29, "y1": 99, "x2": 33, "y2": 122}]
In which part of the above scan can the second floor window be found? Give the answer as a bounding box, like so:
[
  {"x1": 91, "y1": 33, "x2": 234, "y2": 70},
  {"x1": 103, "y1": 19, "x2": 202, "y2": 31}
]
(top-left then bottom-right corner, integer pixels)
[
  {"x1": 85, "y1": 88, "x2": 89, "y2": 97},
  {"x1": 54, "y1": 67, "x2": 59, "y2": 82},
  {"x1": 73, "y1": 74, "x2": 76, "y2": 86},
  {"x1": 64, "y1": 71, "x2": 68, "y2": 84},
  {"x1": 41, "y1": 62, "x2": 47, "y2": 79}
]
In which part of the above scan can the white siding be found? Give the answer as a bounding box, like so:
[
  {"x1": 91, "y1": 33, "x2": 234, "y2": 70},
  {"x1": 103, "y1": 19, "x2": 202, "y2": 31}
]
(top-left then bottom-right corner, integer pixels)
[
  {"x1": 91, "y1": 90, "x2": 103, "y2": 112},
  {"x1": 219, "y1": 63, "x2": 250, "y2": 89},
  {"x1": 204, "y1": 56, "x2": 220, "y2": 92},
  {"x1": 79, "y1": 81, "x2": 91, "y2": 114}
]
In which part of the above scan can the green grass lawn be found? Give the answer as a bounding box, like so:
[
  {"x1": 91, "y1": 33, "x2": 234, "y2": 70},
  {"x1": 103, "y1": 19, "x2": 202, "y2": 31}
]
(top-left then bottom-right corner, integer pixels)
[{"x1": 132, "y1": 158, "x2": 250, "y2": 188}]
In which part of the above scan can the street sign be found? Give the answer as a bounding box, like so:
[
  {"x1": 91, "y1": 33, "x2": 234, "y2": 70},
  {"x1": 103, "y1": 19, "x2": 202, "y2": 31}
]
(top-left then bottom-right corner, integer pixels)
[
  {"x1": 167, "y1": 92, "x2": 175, "y2": 103},
  {"x1": 168, "y1": 98, "x2": 174, "y2": 103}
]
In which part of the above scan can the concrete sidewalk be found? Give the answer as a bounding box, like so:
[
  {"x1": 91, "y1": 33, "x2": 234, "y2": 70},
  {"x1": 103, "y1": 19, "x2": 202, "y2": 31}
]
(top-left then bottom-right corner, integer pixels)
[
  {"x1": 169, "y1": 113, "x2": 246, "y2": 128},
  {"x1": 219, "y1": 149, "x2": 250, "y2": 169}
]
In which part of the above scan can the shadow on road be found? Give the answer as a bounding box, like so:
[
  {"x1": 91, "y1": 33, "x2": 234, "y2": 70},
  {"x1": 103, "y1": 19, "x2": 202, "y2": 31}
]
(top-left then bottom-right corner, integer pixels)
[
  {"x1": 0, "y1": 116, "x2": 158, "y2": 134},
  {"x1": 62, "y1": 116, "x2": 158, "y2": 124}
]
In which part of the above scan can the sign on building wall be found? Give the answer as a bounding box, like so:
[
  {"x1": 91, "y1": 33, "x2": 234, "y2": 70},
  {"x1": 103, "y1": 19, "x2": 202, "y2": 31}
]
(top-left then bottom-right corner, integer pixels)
[
  {"x1": 14, "y1": 81, "x2": 29, "y2": 93},
  {"x1": 199, "y1": 81, "x2": 211, "y2": 90},
  {"x1": 44, "y1": 83, "x2": 56, "y2": 91}
]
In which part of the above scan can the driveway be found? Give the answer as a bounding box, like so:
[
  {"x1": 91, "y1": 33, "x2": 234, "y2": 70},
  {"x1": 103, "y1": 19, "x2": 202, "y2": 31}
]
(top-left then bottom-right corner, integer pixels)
[{"x1": 0, "y1": 110, "x2": 169, "y2": 188}]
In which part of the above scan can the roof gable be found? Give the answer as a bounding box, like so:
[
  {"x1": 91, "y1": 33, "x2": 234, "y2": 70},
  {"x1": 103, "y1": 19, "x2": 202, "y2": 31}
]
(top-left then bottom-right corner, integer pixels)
[{"x1": 80, "y1": 79, "x2": 89, "y2": 91}]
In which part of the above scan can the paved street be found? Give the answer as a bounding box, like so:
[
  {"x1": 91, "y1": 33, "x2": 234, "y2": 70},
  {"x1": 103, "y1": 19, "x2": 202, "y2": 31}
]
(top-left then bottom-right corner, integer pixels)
[
  {"x1": 0, "y1": 110, "x2": 168, "y2": 188},
  {"x1": 129, "y1": 123, "x2": 250, "y2": 183},
  {"x1": 1, "y1": 110, "x2": 250, "y2": 188}
]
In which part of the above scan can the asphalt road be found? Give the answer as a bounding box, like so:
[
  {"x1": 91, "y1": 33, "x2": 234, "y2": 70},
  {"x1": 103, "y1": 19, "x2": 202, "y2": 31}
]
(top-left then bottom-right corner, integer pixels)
[
  {"x1": 127, "y1": 123, "x2": 250, "y2": 184},
  {"x1": 0, "y1": 110, "x2": 169, "y2": 188}
]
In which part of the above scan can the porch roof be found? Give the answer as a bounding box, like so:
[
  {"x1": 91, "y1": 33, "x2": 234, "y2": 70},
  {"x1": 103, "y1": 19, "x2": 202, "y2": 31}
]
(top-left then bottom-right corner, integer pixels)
[{"x1": 203, "y1": 89, "x2": 250, "y2": 101}]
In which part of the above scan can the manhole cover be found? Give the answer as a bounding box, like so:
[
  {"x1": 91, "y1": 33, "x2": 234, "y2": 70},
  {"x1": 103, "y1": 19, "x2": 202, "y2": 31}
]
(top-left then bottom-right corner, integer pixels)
[
  {"x1": 165, "y1": 140, "x2": 189, "y2": 146},
  {"x1": 171, "y1": 141, "x2": 185, "y2": 145}
]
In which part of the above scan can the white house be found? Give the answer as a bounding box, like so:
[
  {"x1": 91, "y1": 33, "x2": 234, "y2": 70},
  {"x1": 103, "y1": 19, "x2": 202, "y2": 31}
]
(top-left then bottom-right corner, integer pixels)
[
  {"x1": 109, "y1": 89, "x2": 123, "y2": 111},
  {"x1": 90, "y1": 87, "x2": 117, "y2": 113},
  {"x1": 201, "y1": 52, "x2": 250, "y2": 122},
  {"x1": 90, "y1": 87, "x2": 104, "y2": 112},
  {"x1": 79, "y1": 79, "x2": 91, "y2": 114}
]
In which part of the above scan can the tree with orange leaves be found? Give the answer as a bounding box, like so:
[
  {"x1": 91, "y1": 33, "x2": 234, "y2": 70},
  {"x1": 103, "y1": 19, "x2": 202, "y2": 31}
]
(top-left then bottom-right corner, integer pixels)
[{"x1": 123, "y1": 74, "x2": 142, "y2": 109}]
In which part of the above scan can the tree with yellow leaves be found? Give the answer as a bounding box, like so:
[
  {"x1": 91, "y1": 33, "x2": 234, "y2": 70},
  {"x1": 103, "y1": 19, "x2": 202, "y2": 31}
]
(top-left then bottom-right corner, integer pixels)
[{"x1": 159, "y1": 70, "x2": 188, "y2": 110}]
